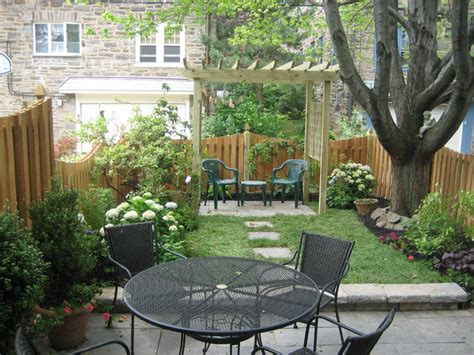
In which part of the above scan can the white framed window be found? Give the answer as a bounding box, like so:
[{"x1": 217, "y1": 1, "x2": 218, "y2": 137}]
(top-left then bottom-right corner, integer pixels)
[
  {"x1": 136, "y1": 24, "x2": 185, "y2": 67},
  {"x1": 34, "y1": 23, "x2": 81, "y2": 56}
]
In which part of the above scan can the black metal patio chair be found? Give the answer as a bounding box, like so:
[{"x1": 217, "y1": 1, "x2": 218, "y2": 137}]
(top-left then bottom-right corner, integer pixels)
[
  {"x1": 104, "y1": 221, "x2": 186, "y2": 354},
  {"x1": 251, "y1": 307, "x2": 396, "y2": 355},
  {"x1": 270, "y1": 159, "x2": 307, "y2": 208},
  {"x1": 202, "y1": 158, "x2": 239, "y2": 209},
  {"x1": 286, "y1": 232, "x2": 355, "y2": 351},
  {"x1": 15, "y1": 327, "x2": 131, "y2": 355}
]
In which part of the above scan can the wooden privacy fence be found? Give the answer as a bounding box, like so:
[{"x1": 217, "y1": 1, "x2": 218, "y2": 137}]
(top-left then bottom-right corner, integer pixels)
[
  {"x1": 0, "y1": 98, "x2": 54, "y2": 222},
  {"x1": 329, "y1": 135, "x2": 474, "y2": 199},
  {"x1": 55, "y1": 133, "x2": 473, "y2": 202}
]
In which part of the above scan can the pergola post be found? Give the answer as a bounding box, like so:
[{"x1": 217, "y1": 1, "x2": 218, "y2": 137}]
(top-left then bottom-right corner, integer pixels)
[
  {"x1": 192, "y1": 79, "x2": 203, "y2": 209},
  {"x1": 303, "y1": 80, "x2": 314, "y2": 203},
  {"x1": 319, "y1": 81, "x2": 331, "y2": 214}
]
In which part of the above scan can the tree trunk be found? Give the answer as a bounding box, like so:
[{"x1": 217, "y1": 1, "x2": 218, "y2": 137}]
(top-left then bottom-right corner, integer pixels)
[{"x1": 390, "y1": 154, "x2": 432, "y2": 217}]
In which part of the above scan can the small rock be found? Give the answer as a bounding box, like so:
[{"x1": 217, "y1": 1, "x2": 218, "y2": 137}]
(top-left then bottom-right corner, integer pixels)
[
  {"x1": 385, "y1": 222, "x2": 394, "y2": 229},
  {"x1": 386, "y1": 211, "x2": 401, "y2": 223},
  {"x1": 376, "y1": 220, "x2": 386, "y2": 228},
  {"x1": 370, "y1": 207, "x2": 385, "y2": 220},
  {"x1": 393, "y1": 223, "x2": 404, "y2": 231}
]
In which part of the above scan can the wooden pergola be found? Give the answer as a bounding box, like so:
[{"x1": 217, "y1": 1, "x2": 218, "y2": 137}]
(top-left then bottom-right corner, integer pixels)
[{"x1": 179, "y1": 59, "x2": 339, "y2": 214}]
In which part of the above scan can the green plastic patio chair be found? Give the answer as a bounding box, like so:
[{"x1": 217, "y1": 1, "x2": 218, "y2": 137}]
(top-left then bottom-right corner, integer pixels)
[
  {"x1": 202, "y1": 159, "x2": 239, "y2": 209},
  {"x1": 270, "y1": 159, "x2": 308, "y2": 208}
]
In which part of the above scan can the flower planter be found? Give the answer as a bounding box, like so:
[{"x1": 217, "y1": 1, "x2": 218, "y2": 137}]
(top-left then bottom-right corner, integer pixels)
[
  {"x1": 34, "y1": 306, "x2": 90, "y2": 350},
  {"x1": 354, "y1": 198, "x2": 379, "y2": 216}
]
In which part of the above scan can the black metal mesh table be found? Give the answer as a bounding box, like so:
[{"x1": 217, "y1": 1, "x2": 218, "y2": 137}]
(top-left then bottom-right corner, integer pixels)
[{"x1": 123, "y1": 256, "x2": 320, "y2": 353}]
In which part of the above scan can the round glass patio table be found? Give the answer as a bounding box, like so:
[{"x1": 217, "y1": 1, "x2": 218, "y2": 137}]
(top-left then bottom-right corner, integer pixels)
[{"x1": 123, "y1": 256, "x2": 320, "y2": 349}]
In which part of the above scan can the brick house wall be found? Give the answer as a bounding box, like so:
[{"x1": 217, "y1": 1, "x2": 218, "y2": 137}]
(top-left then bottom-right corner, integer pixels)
[{"x1": 0, "y1": 0, "x2": 206, "y2": 139}]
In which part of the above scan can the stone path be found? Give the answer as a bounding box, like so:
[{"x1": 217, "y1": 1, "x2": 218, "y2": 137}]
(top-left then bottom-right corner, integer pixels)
[
  {"x1": 248, "y1": 231, "x2": 281, "y2": 240},
  {"x1": 247, "y1": 219, "x2": 291, "y2": 260},
  {"x1": 34, "y1": 309, "x2": 474, "y2": 354}
]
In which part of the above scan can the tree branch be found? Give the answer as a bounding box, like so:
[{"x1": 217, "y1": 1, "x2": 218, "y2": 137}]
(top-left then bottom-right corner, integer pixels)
[
  {"x1": 451, "y1": 0, "x2": 472, "y2": 88},
  {"x1": 388, "y1": 6, "x2": 410, "y2": 33},
  {"x1": 415, "y1": 59, "x2": 455, "y2": 111}
]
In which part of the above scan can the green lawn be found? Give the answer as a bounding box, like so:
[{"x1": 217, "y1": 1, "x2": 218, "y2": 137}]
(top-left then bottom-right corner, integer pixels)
[{"x1": 184, "y1": 203, "x2": 448, "y2": 284}]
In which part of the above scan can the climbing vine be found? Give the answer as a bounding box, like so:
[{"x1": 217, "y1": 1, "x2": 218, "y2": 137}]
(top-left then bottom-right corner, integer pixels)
[{"x1": 247, "y1": 139, "x2": 302, "y2": 177}]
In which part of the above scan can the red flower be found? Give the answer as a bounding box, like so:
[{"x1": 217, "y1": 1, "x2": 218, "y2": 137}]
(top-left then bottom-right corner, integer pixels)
[
  {"x1": 84, "y1": 303, "x2": 94, "y2": 312},
  {"x1": 63, "y1": 306, "x2": 73, "y2": 315},
  {"x1": 390, "y1": 235, "x2": 399, "y2": 241},
  {"x1": 378, "y1": 236, "x2": 386, "y2": 241},
  {"x1": 407, "y1": 255, "x2": 415, "y2": 261},
  {"x1": 102, "y1": 312, "x2": 111, "y2": 321},
  {"x1": 389, "y1": 232, "x2": 397, "y2": 238}
]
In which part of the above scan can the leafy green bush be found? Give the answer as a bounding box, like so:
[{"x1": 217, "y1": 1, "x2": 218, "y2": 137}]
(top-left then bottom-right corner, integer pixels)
[
  {"x1": 0, "y1": 208, "x2": 48, "y2": 353},
  {"x1": 327, "y1": 162, "x2": 377, "y2": 208},
  {"x1": 335, "y1": 109, "x2": 368, "y2": 139},
  {"x1": 29, "y1": 177, "x2": 100, "y2": 328},
  {"x1": 102, "y1": 191, "x2": 186, "y2": 262},
  {"x1": 79, "y1": 187, "x2": 114, "y2": 231},
  {"x1": 405, "y1": 190, "x2": 473, "y2": 257},
  {"x1": 92, "y1": 100, "x2": 193, "y2": 194}
]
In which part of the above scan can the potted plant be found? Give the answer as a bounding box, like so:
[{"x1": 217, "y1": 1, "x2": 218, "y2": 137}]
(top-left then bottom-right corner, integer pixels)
[
  {"x1": 354, "y1": 197, "x2": 379, "y2": 216},
  {"x1": 0, "y1": 208, "x2": 48, "y2": 354},
  {"x1": 29, "y1": 177, "x2": 100, "y2": 350}
]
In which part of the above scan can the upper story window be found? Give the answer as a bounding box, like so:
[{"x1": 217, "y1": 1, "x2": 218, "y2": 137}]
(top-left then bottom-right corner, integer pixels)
[
  {"x1": 136, "y1": 24, "x2": 185, "y2": 67},
  {"x1": 34, "y1": 23, "x2": 81, "y2": 55}
]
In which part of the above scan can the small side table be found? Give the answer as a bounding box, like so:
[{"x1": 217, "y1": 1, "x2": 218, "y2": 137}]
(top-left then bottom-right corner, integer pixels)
[{"x1": 241, "y1": 180, "x2": 267, "y2": 206}]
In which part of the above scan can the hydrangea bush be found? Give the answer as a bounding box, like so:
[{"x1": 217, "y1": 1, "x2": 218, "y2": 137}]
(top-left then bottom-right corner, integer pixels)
[
  {"x1": 102, "y1": 192, "x2": 185, "y2": 262},
  {"x1": 327, "y1": 162, "x2": 377, "y2": 209}
]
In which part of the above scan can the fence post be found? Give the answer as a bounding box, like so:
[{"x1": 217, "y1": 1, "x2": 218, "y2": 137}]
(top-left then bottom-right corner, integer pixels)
[{"x1": 243, "y1": 124, "x2": 251, "y2": 181}]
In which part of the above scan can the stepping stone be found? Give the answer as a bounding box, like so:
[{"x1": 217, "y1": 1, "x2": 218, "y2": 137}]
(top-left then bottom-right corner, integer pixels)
[
  {"x1": 245, "y1": 221, "x2": 274, "y2": 228},
  {"x1": 248, "y1": 232, "x2": 281, "y2": 240},
  {"x1": 253, "y1": 247, "x2": 292, "y2": 259}
]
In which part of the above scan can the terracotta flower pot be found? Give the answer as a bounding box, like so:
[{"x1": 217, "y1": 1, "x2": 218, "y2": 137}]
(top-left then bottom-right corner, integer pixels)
[
  {"x1": 354, "y1": 198, "x2": 378, "y2": 216},
  {"x1": 34, "y1": 306, "x2": 90, "y2": 350}
]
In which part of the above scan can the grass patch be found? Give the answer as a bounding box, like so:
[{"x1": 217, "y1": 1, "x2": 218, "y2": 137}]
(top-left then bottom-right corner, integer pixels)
[{"x1": 185, "y1": 203, "x2": 448, "y2": 284}]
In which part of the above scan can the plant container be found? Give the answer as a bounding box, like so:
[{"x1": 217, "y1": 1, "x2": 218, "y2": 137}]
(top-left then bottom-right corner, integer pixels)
[{"x1": 354, "y1": 198, "x2": 379, "y2": 216}]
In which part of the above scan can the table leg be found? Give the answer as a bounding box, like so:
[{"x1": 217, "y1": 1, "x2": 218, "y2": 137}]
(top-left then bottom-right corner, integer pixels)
[
  {"x1": 179, "y1": 333, "x2": 186, "y2": 355},
  {"x1": 263, "y1": 184, "x2": 267, "y2": 206},
  {"x1": 241, "y1": 185, "x2": 246, "y2": 206}
]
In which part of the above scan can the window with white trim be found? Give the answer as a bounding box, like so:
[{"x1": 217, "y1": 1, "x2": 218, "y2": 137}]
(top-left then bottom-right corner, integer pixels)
[
  {"x1": 34, "y1": 23, "x2": 81, "y2": 55},
  {"x1": 136, "y1": 24, "x2": 185, "y2": 66}
]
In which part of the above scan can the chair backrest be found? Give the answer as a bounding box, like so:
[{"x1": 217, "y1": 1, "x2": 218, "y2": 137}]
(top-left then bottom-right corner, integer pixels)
[
  {"x1": 15, "y1": 327, "x2": 40, "y2": 355},
  {"x1": 296, "y1": 232, "x2": 354, "y2": 295},
  {"x1": 285, "y1": 159, "x2": 307, "y2": 181},
  {"x1": 339, "y1": 308, "x2": 396, "y2": 355},
  {"x1": 105, "y1": 222, "x2": 155, "y2": 277},
  {"x1": 202, "y1": 159, "x2": 224, "y2": 181}
]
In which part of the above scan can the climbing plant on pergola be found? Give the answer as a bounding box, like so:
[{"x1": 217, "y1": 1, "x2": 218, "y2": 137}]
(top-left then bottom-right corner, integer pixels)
[{"x1": 179, "y1": 59, "x2": 339, "y2": 214}]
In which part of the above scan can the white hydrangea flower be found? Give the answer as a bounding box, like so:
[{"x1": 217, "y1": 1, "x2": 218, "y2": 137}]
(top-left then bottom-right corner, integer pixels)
[
  {"x1": 165, "y1": 202, "x2": 178, "y2": 209},
  {"x1": 356, "y1": 179, "x2": 362, "y2": 184},
  {"x1": 106, "y1": 208, "x2": 120, "y2": 220},
  {"x1": 155, "y1": 204, "x2": 164, "y2": 211},
  {"x1": 117, "y1": 202, "x2": 129, "y2": 210},
  {"x1": 99, "y1": 227, "x2": 105, "y2": 236},
  {"x1": 166, "y1": 214, "x2": 176, "y2": 223},
  {"x1": 132, "y1": 196, "x2": 143, "y2": 202},
  {"x1": 162, "y1": 215, "x2": 170, "y2": 222},
  {"x1": 362, "y1": 165, "x2": 371, "y2": 171},
  {"x1": 185, "y1": 175, "x2": 192, "y2": 184},
  {"x1": 105, "y1": 223, "x2": 114, "y2": 229},
  {"x1": 124, "y1": 210, "x2": 139, "y2": 220},
  {"x1": 169, "y1": 225, "x2": 178, "y2": 232},
  {"x1": 142, "y1": 192, "x2": 152, "y2": 199},
  {"x1": 358, "y1": 184, "x2": 366, "y2": 191},
  {"x1": 145, "y1": 199, "x2": 155, "y2": 206},
  {"x1": 77, "y1": 213, "x2": 85, "y2": 223},
  {"x1": 142, "y1": 210, "x2": 156, "y2": 221},
  {"x1": 366, "y1": 174, "x2": 375, "y2": 180},
  {"x1": 348, "y1": 179, "x2": 354, "y2": 184}
]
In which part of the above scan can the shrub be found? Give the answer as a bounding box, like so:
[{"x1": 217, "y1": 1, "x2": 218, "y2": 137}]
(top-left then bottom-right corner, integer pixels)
[
  {"x1": 79, "y1": 187, "x2": 114, "y2": 231},
  {"x1": 29, "y1": 177, "x2": 100, "y2": 328},
  {"x1": 404, "y1": 190, "x2": 473, "y2": 257},
  {"x1": 327, "y1": 162, "x2": 377, "y2": 208},
  {"x1": 102, "y1": 191, "x2": 186, "y2": 262},
  {"x1": 93, "y1": 100, "x2": 193, "y2": 194},
  {"x1": 0, "y1": 209, "x2": 48, "y2": 353}
]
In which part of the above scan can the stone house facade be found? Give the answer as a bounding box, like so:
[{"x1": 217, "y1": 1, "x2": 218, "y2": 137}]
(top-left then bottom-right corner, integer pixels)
[{"x1": 0, "y1": 0, "x2": 207, "y2": 142}]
